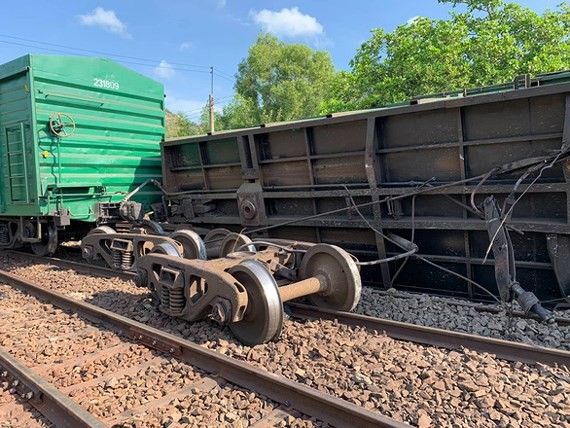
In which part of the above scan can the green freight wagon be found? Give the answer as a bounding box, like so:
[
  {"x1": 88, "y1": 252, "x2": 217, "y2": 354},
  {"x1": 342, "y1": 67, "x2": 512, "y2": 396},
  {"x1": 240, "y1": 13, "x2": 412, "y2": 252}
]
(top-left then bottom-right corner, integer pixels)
[{"x1": 0, "y1": 54, "x2": 165, "y2": 255}]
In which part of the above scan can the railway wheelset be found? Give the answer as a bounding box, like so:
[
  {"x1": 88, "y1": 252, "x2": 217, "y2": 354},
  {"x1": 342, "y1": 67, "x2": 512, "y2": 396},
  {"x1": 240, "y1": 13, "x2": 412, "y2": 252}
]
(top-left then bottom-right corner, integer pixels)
[{"x1": 81, "y1": 226, "x2": 362, "y2": 345}]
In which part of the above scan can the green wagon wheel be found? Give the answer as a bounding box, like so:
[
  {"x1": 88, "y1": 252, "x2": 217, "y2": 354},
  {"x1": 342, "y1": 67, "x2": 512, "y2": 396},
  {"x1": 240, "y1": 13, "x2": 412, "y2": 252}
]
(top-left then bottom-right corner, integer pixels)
[
  {"x1": 170, "y1": 229, "x2": 207, "y2": 260},
  {"x1": 219, "y1": 233, "x2": 256, "y2": 257},
  {"x1": 204, "y1": 228, "x2": 231, "y2": 259}
]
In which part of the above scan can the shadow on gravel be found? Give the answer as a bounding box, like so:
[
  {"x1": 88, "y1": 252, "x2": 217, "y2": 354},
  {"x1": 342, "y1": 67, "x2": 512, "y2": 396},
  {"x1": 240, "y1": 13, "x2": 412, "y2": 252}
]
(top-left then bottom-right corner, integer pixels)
[{"x1": 85, "y1": 289, "x2": 242, "y2": 349}]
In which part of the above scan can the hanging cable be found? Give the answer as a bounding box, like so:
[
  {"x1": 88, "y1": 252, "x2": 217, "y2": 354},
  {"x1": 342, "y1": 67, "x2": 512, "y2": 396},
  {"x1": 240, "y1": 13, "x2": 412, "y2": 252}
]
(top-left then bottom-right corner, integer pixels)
[{"x1": 482, "y1": 150, "x2": 567, "y2": 264}]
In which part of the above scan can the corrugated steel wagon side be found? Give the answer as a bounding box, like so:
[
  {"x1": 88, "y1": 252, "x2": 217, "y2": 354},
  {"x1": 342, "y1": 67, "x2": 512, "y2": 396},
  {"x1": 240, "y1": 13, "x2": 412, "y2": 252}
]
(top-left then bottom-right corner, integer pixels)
[
  {"x1": 162, "y1": 72, "x2": 570, "y2": 304},
  {"x1": 0, "y1": 54, "x2": 165, "y2": 254}
]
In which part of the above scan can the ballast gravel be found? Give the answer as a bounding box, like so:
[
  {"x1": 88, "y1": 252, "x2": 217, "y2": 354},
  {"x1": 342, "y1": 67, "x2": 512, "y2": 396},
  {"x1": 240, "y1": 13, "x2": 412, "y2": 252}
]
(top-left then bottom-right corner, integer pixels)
[
  {"x1": 0, "y1": 280, "x2": 320, "y2": 427},
  {"x1": 0, "y1": 254, "x2": 569, "y2": 427},
  {"x1": 355, "y1": 287, "x2": 570, "y2": 351}
]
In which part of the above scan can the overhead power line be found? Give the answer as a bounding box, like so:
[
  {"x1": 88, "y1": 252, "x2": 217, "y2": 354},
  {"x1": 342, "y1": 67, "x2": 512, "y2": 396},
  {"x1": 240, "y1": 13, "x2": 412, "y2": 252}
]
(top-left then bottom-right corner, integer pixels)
[
  {"x1": 0, "y1": 34, "x2": 209, "y2": 69},
  {"x1": 214, "y1": 72, "x2": 235, "y2": 83},
  {"x1": 0, "y1": 39, "x2": 212, "y2": 74},
  {"x1": 0, "y1": 34, "x2": 237, "y2": 77},
  {"x1": 176, "y1": 95, "x2": 234, "y2": 116},
  {"x1": 182, "y1": 98, "x2": 234, "y2": 122}
]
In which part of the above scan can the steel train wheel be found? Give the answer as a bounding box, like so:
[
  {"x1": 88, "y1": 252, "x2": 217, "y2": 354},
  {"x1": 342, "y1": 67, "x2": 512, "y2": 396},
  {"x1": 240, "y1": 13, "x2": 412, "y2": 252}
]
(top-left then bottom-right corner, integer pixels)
[
  {"x1": 228, "y1": 259, "x2": 283, "y2": 346},
  {"x1": 88, "y1": 226, "x2": 116, "y2": 235},
  {"x1": 204, "y1": 228, "x2": 231, "y2": 259},
  {"x1": 219, "y1": 233, "x2": 256, "y2": 257},
  {"x1": 82, "y1": 226, "x2": 116, "y2": 260},
  {"x1": 31, "y1": 223, "x2": 58, "y2": 257},
  {"x1": 141, "y1": 220, "x2": 165, "y2": 235},
  {"x1": 171, "y1": 230, "x2": 207, "y2": 260},
  {"x1": 149, "y1": 242, "x2": 182, "y2": 258},
  {"x1": 299, "y1": 244, "x2": 362, "y2": 312}
]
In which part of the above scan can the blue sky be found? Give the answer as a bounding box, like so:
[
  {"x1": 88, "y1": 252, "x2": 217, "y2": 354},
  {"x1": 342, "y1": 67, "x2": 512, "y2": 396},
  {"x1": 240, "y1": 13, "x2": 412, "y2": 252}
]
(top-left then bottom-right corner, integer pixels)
[{"x1": 0, "y1": 1, "x2": 563, "y2": 122}]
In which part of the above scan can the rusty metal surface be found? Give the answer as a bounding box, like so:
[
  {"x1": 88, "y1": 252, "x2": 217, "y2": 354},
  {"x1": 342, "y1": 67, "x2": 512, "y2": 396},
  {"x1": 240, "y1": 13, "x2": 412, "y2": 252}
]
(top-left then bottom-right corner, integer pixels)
[
  {"x1": 0, "y1": 267, "x2": 405, "y2": 428},
  {"x1": 136, "y1": 240, "x2": 362, "y2": 344},
  {"x1": 0, "y1": 346, "x2": 106, "y2": 428},
  {"x1": 162, "y1": 79, "x2": 570, "y2": 304},
  {"x1": 287, "y1": 303, "x2": 570, "y2": 368}
]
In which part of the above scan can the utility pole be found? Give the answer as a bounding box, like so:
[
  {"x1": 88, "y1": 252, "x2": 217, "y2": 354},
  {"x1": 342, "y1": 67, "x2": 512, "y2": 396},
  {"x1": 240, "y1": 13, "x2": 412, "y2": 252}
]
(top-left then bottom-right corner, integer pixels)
[{"x1": 209, "y1": 66, "x2": 214, "y2": 133}]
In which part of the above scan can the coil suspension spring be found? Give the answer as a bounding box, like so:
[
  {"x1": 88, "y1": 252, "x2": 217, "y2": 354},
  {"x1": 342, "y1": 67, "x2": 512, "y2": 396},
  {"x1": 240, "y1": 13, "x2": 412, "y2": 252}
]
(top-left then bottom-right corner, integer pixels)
[
  {"x1": 162, "y1": 288, "x2": 170, "y2": 308},
  {"x1": 121, "y1": 251, "x2": 134, "y2": 270},
  {"x1": 113, "y1": 249, "x2": 134, "y2": 270},
  {"x1": 113, "y1": 250, "x2": 122, "y2": 269},
  {"x1": 168, "y1": 287, "x2": 185, "y2": 313}
]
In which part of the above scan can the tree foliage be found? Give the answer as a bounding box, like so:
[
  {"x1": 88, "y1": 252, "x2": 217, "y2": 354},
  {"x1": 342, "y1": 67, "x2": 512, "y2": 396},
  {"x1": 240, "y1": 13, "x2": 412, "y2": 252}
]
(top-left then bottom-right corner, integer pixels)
[
  {"x1": 334, "y1": 0, "x2": 570, "y2": 110},
  {"x1": 168, "y1": 1, "x2": 570, "y2": 133},
  {"x1": 165, "y1": 110, "x2": 203, "y2": 138},
  {"x1": 224, "y1": 33, "x2": 336, "y2": 127}
]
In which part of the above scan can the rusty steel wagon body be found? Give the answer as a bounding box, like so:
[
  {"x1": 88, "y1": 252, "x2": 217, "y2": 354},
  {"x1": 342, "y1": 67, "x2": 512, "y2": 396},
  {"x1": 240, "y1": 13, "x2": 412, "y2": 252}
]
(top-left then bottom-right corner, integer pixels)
[{"x1": 161, "y1": 72, "x2": 570, "y2": 306}]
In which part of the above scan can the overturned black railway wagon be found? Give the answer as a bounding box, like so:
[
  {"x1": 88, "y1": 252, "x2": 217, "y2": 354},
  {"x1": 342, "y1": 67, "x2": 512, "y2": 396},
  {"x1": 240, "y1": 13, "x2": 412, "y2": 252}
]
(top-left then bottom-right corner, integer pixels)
[{"x1": 161, "y1": 72, "x2": 570, "y2": 307}]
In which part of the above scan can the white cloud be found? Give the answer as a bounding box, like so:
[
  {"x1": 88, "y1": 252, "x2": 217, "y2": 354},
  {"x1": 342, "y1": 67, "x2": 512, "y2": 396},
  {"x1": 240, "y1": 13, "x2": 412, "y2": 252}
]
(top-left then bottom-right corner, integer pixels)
[
  {"x1": 251, "y1": 7, "x2": 323, "y2": 37},
  {"x1": 407, "y1": 16, "x2": 420, "y2": 25},
  {"x1": 216, "y1": 0, "x2": 226, "y2": 9},
  {"x1": 179, "y1": 41, "x2": 193, "y2": 51},
  {"x1": 78, "y1": 8, "x2": 130, "y2": 38},
  {"x1": 154, "y1": 60, "x2": 176, "y2": 79},
  {"x1": 165, "y1": 94, "x2": 208, "y2": 115}
]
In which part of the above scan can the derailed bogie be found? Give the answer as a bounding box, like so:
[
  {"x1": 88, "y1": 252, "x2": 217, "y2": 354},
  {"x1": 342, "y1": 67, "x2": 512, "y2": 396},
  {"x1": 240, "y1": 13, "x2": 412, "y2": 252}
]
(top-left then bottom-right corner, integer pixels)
[
  {"x1": 136, "y1": 238, "x2": 362, "y2": 345},
  {"x1": 81, "y1": 227, "x2": 195, "y2": 271}
]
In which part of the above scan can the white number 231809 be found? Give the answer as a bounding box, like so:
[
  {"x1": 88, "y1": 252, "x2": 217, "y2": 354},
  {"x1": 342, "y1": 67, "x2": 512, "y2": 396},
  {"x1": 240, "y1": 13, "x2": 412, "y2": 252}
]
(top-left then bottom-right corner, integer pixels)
[{"x1": 93, "y1": 78, "x2": 120, "y2": 90}]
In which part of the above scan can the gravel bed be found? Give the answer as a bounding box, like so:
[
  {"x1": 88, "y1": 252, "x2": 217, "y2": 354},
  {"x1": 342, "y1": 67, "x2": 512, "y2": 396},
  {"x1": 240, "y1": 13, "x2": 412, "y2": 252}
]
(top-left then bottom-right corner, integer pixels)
[
  {"x1": 0, "y1": 391, "x2": 53, "y2": 428},
  {"x1": 0, "y1": 260, "x2": 321, "y2": 427},
  {"x1": 355, "y1": 287, "x2": 570, "y2": 351},
  {"x1": 46, "y1": 344, "x2": 157, "y2": 388},
  {"x1": 2, "y1": 255, "x2": 569, "y2": 427},
  {"x1": 70, "y1": 361, "x2": 204, "y2": 418},
  {"x1": 117, "y1": 386, "x2": 316, "y2": 428}
]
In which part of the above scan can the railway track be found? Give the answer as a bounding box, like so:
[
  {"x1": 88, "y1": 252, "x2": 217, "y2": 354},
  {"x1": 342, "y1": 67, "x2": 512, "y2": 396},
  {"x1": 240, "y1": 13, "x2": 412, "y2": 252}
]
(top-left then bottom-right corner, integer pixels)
[
  {"x1": 286, "y1": 304, "x2": 570, "y2": 367},
  {"x1": 368, "y1": 289, "x2": 570, "y2": 327},
  {"x1": 2, "y1": 251, "x2": 569, "y2": 426},
  {"x1": 12, "y1": 250, "x2": 570, "y2": 327},
  {"x1": 5, "y1": 251, "x2": 570, "y2": 367},
  {"x1": 0, "y1": 266, "x2": 401, "y2": 427}
]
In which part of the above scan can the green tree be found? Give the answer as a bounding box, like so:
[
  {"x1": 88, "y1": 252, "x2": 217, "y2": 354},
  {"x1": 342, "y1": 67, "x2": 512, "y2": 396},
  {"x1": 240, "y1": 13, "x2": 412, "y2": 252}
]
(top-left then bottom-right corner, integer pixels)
[
  {"x1": 165, "y1": 110, "x2": 202, "y2": 138},
  {"x1": 227, "y1": 33, "x2": 336, "y2": 126},
  {"x1": 334, "y1": 0, "x2": 570, "y2": 110}
]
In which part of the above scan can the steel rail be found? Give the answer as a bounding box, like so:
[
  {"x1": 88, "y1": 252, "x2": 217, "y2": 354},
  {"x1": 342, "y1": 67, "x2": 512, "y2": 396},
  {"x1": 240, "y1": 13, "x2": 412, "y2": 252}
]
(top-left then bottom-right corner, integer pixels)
[
  {"x1": 4, "y1": 250, "x2": 135, "y2": 282},
  {"x1": 7, "y1": 251, "x2": 570, "y2": 327},
  {"x1": 5, "y1": 252, "x2": 569, "y2": 367},
  {"x1": 287, "y1": 303, "x2": 570, "y2": 368},
  {"x1": 0, "y1": 268, "x2": 406, "y2": 428},
  {"x1": 0, "y1": 346, "x2": 106, "y2": 428}
]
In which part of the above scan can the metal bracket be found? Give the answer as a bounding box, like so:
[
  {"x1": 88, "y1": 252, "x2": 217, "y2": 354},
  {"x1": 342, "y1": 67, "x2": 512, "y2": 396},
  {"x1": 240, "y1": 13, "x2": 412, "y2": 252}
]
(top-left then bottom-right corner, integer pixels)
[
  {"x1": 484, "y1": 196, "x2": 554, "y2": 322},
  {"x1": 547, "y1": 234, "x2": 570, "y2": 302}
]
